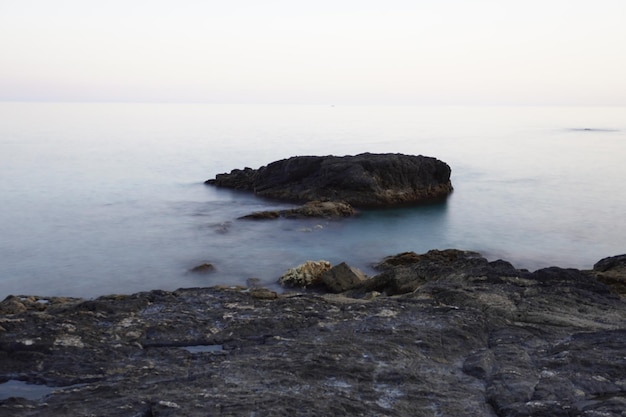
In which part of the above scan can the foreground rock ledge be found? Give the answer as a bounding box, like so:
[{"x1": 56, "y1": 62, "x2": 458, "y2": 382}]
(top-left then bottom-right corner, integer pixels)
[
  {"x1": 1, "y1": 251, "x2": 626, "y2": 417},
  {"x1": 206, "y1": 153, "x2": 453, "y2": 207}
]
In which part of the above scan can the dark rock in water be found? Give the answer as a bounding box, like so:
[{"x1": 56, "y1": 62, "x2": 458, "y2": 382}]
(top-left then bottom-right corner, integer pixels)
[
  {"x1": 240, "y1": 200, "x2": 356, "y2": 220},
  {"x1": 239, "y1": 210, "x2": 282, "y2": 220},
  {"x1": 206, "y1": 152, "x2": 453, "y2": 207},
  {"x1": 1, "y1": 251, "x2": 625, "y2": 416},
  {"x1": 189, "y1": 263, "x2": 215, "y2": 274},
  {"x1": 282, "y1": 201, "x2": 355, "y2": 218}
]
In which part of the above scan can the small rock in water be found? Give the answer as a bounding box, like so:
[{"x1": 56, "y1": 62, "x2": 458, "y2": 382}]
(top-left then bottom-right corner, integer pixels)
[
  {"x1": 189, "y1": 263, "x2": 216, "y2": 274},
  {"x1": 246, "y1": 277, "x2": 263, "y2": 288},
  {"x1": 239, "y1": 210, "x2": 281, "y2": 220}
]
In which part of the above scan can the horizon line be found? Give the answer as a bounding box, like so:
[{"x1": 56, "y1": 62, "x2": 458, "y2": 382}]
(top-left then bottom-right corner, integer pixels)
[{"x1": 1, "y1": 99, "x2": 625, "y2": 108}]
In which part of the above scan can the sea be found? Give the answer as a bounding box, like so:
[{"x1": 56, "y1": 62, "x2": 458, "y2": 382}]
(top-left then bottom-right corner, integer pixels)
[{"x1": 1, "y1": 103, "x2": 625, "y2": 299}]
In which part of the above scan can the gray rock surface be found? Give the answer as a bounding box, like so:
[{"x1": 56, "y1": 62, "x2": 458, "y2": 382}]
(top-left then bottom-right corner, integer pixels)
[
  {"x1": 321, "y1": 262, "x2": 368, "y2": 293},
  {"x1": 206, "y1": 153, "x2": 453, "y2": 207},
  {"x1": 1, "y1": 250, "x2": 625, "y2": 416}
]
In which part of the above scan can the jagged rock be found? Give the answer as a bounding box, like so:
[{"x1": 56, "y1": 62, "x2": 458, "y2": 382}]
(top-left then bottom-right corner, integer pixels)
[
  {"x1": 321, "y1": 262, "x2": 367, "y2": 293},
  {"x1": 373, "y1": 249, "x2": 484, "y2": 271},
  {"x1": 206, "y1": 153, "x2": 453, "y2": 207},
  {"x1": 374, "y1": 251, "x2": 422, "y2": 270},
  {"x1": 591, "y1": 254, "x2": 626, "y2": 296},
  {"x1": 279, "y1": 260, "x2": 332, "y2": 287},
  {"x1": 240, "y1": 201, "x2": 355, "y2": 220},
  {"x1": 364, "y1": 249, "x2": 486, "y2": 295}
]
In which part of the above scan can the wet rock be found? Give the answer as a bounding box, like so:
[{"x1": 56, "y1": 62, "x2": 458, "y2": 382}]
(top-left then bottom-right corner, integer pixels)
[
  {"x1": 239, "y1": 210, "x2": 281, "y2": 220},
  {"x1": 283, "y1": 201, "x2": 355, "y2": 218},
  {"x1": 206, "y1": 153, "x2": 453, "y2": 207},
  {"x1": 1, "y1": 251, "x2": 625, "y2": 416},
  {"x1": 240, "y1": 200, "x2": 356, "y2": 220},
  {"x1": 279, "y1": 260, "x2": 332, "y2": 288},
  {"x1": 321, "y1": 262, "x2": 367, "y2": 293}
]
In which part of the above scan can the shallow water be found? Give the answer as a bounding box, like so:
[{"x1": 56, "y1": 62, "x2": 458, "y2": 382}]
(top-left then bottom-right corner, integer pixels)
[
  {"x1": 0, "y1": 380, "x2": 56, "y2": 401},
  {"x1": 1, "y1": 103, "x2": 625, "y2": 298},
  {"x1": 181, "y1": 344, "x2": 224, "y2": 354}
]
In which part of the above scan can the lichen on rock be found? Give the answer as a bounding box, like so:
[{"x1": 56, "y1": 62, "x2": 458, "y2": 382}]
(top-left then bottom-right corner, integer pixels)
[{"x1": 279, "y1": 260, "x2": 332, "y2": 287}]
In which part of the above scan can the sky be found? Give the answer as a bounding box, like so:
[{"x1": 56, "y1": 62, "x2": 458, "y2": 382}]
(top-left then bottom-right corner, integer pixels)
[{"x1": 1, "y1": 0, "x2": 625, "y2": 105}]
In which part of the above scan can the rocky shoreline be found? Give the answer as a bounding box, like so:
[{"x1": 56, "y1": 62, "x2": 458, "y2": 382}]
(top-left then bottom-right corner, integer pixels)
[{"x1": 2, "y1": 250, "x2": 625, "y2": 416}]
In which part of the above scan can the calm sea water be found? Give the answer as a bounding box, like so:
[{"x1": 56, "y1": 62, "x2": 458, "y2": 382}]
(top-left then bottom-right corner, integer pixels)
[{"x1": 1, "y1": 103, "x2": 625, "y2": 298}]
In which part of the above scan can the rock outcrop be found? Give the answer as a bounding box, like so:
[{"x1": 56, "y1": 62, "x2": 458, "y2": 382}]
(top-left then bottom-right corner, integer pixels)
[
  {"x1": 321, "y1": 262, "x2": 368, "y2": 293},
  {"x1": 592, "y1": 253, "x2": 626, "y2": 296},
  {"x1": 1, "y1": 250, "x2": 625, "y2": 416},
  {"x1": 206, "y1": 153, "x2": 453, "y2": 207}
]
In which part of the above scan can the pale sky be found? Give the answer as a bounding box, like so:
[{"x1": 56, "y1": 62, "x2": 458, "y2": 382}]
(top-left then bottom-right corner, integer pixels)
[{"x1": 1, "y1": 0, "x2": 624, "y2": 105}]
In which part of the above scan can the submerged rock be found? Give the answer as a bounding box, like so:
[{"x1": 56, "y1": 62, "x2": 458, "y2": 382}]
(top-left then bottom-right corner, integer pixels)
[
  {"x1": 206, "y1": 153, "x2": 453, "y2": 207},
  {"x1": 188, "y1": 263, "x2": 216, "y2": 274},
  {"x1": 1, "y1": 251, "x2": 625, "y2": 416},
  {"x1": 240, "y1": 200, "x2": 356, "y2": 220}
]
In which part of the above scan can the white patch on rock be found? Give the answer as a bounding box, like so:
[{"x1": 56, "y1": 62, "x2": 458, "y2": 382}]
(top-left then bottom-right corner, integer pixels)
[
  {"x1": 158, "y1": 400, "x2": 181, "y2": 408},
  {"x1": 376, "y1": 308, "x2": 397, "y2": 318},
  {"x1": 54, "y1": 335, "x2": 84, "y2": 348}
]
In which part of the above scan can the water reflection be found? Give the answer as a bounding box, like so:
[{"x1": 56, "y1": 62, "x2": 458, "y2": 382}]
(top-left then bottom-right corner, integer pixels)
[{"x1": 0, "y1": 380, "x2": 61, "y2": 401}]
